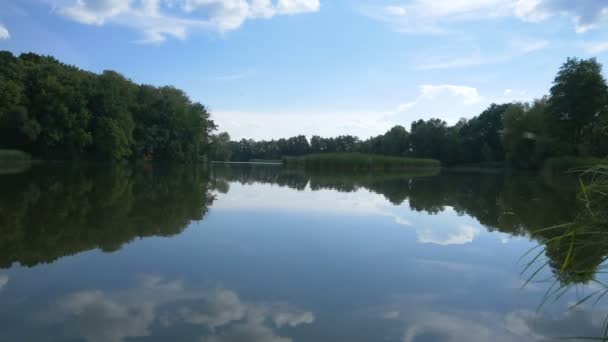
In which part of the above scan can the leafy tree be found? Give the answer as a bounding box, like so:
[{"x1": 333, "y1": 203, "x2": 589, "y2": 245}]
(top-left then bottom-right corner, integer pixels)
[
  {"x1": 502, "y1": 100, "x2": 551, "y2": 169},
  {"x1": 0, "y1": 51, "x2": 216, "y2": 162},
  {"x1": 209, "y1": 132, "x2": 233, "y2": 161},
  {"x1": 549, "y1": 57, "x2": 608, "y2": 155}
]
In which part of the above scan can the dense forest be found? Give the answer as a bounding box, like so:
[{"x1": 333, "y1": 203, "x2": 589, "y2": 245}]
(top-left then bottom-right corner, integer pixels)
[
  {"x1": 210, "y1": 57, "x2": 608, "y2": 169},
  {"x1": 0, "y1": 51, "x2": 216, "y2": 162}
]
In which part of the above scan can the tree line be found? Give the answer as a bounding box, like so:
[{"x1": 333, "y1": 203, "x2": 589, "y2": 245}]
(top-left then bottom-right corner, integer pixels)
[
  {"x1": 0, "y1": 164, "x2": 215, "y2": 267},
  {"x1": 210, "y1": 57, "x2": 608, "y2": 169},
  {"x1": 0, "y1": 51, "x2": 216, "y2": 162}
]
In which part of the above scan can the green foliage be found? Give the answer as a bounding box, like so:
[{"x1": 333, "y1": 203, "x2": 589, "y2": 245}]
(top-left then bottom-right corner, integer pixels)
[
  {"x1": 282, "y1": 152, "x2": 440, "y2": 171},
  {"x1": 0, "y1": 149, "x2": 30, "y2": 163},
  {"x1": 501, "y1": 99, "x2": 552, "y2": 169},
  {"x1": 0, "y1": 51, "x2": 215, "y2": 162},
  {"x1": 549, "y1": 57, "x2": 608, "y2": 155},
  {"x1": 209, "y1": 132, "x2": 233, "y2": 161},
  {"x1": 0, "y1": 163, "x2": 216, "y2": 267}
]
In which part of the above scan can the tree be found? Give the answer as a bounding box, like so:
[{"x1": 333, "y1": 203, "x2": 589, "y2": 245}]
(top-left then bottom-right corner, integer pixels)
[
  {"x1": 209, "y1": 132, "x2": 233, "y2": 161},
  {"x1": 549, "y1": 57, "x2": 608, "y2": 155},
  {"x1": 0, "y1": 51, "x2": 216, "y2": 162},
  {"x1": 409, "y1": 118, "x2": 448, "y2": 161},
  {"x1": 502, "y1": 100, "x2": 550, "y2": 169}
]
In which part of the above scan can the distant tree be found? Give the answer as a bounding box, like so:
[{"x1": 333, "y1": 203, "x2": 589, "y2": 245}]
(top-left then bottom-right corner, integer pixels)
[
  {"x1": 458, "y1": 103, "x2": 510, "y2": 163},
  {"x1": 209, "y1": 132, "x2": 233, "y2": 161},
  {"x1": 502, "y1": 100, "x2": 550, "y2": 169},
  {"x1": 409, "y1": 118, "x2": 448, "y2": 161}
]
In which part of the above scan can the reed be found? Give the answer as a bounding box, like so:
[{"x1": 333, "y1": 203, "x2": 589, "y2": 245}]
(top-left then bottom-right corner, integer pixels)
[{"x1": 521, "y1": 163, "x2": 608, "y2": 340}]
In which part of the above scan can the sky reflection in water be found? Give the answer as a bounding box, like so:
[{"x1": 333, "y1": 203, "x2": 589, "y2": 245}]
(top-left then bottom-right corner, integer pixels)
[{"x1": 0, "y1": 164, "x2": 606, "y2": 341}]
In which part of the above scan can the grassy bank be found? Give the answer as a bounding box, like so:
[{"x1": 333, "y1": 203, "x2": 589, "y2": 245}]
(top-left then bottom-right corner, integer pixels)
[
  {"x1": 0, "y1": 149, "x2": 30, "y2": 163},
  {"x1": 282, "y1": 153, "x2": 440, "y2": 171},
  {"x1": 0, "y1": 149, "x2": 32, "y2": 175}
]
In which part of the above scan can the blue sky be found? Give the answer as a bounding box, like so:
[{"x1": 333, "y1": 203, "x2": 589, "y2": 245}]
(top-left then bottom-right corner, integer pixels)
[{"x1": 1, "y1": 0, "x2": 608, "y2": 140}]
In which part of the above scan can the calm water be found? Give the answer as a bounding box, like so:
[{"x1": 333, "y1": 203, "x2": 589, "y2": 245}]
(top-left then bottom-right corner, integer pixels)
[{"x1": 0, "y1": 163, "x2": 606, "y2": 341}]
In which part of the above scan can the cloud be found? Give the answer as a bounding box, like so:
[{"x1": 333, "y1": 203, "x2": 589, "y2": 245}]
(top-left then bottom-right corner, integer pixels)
[
  {"x1": 200, "y1": 320, "x2": 292, "y2": 342},
  {"x1": 50, "y1": 0, "x2": 320, "y2": 42},
  {"x1": 416, "y1": 40, "x2": 549, "y2": 70},
  {"x1": 52, "y1": 291, "x2": 156, "y2": 342},
  {"x1": 276, "y1": 0, "x2": 320, "y2": 15},
  {"x1": 179, "y1": 289, "x2": 247, "y2": 329},
  {"x1": 40, "y1": 276, "x2": 314, "y2": 342},
  {"x1": 214, "y1": 109, "x2": 396, "y2": 140},
  {"x1": 271, "y1": 310, "x2": 314, "y2": 328},
  {"x1": 513, "y1": 0, "x2": 608, "y2": 33},
  {"x1": 58, "y1": 0, "x2": 131, "y2": 25},
  {"x1": 214, "y1": 83, "x2": 483, "y2": 140},
  {"x1": 420, "y1": 84, "x2": 482, "y2": 105},
  {"x1": 586, "y1": 41, "x2": 608, "y2": 54},
  {"x1": 384, "y1": 5, "x2": 407, "y2": 16},
  {"x1": 211, "y1": 70, "x2": 256, "y2": 81},
  {"x1": 416, "y1": 224, "x2": 481, "y2": 245},
  {"x1": 0, "y1": 23, "x2": 9, "y2": 40},
  {"x1": 362, "y1": 0, "x2": 608, "y2": 34},
  {"x1": 0, "y1": 274, "x2": 8, "y2": 290}
]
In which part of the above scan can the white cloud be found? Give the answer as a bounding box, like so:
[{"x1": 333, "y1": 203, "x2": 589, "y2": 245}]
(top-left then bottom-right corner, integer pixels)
[
  {"x1": 416, "y1": 40, "x2": 549, "y2": 70},
  {"x1": 179, "y1": 289, "x2": 247, "y2": 329},
  {"x1": 271, "y1": 311, "x2": 314, "y2": 328},
  {"x1": 214, "y1": 83, "x2": 483, "y2": 140},
  {"x1": 0, "y1": 274, "x2": 8, "y2": 290},
  {"x1": 513, "y1": 0, "x2": 608, "y2": 33},
  {"x1": 53, "y1": 291, "x2": 156, "y2": 342},
  {"x1": 58, "y1": 0, "x2": 131, "y2": 25},
  {"x1": 384, "y1": 6, "x2": 407, "y2": 16},
  {"x1": 363, "y1": 0, "x2": 608, "y2": 34},
  {"x1": 587, "y1": 41, "x2": 608, "y2": 54},
  {"x1": 0, "y1": 23, "x2": 9, "y2": 40},
  {"x1": 41, "y1": 276, "x2": 313, "y2": 342},
  {"x1": 420, "y1": 84, "x2": 482, "y2": 105},
  {"x1": 214, "y1": 109, "x2": 396, "y2": 140},
  {"x1": 276, "y1": 0, "x2": 320, "y2": 15},
  {"x1": 50, "y1": 0, "x2": 320, "y2": 42},
  {"x1": 416, "y1": 224, "x2": 481, "y2": 245}
]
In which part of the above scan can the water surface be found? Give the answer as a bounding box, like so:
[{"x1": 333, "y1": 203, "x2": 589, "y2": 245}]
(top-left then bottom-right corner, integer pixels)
[{"x1": 0, "y1": 163, "x2": 605, "y2": 341}]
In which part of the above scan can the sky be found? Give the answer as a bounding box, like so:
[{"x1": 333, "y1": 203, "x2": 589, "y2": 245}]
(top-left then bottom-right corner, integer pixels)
[{"x1": 1, "y1": 0, "x2": 608, "y2": 140}]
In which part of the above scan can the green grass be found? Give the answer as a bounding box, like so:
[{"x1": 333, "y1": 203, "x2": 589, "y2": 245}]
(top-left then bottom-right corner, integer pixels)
[
  {"x1": 0, "y1": 149, "x2": 31, "y2": 175},
  {"x1": 282, "y1": 153, "x2": 440, "y2": 171},
  {"x1": 0, "y1": 149, "x2": 30, "y2": 163}
]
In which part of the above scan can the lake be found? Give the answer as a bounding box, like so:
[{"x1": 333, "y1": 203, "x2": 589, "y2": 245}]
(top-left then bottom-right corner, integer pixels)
[{"x1": 0, "y1": 163, "x2": 606, "y2": 341}]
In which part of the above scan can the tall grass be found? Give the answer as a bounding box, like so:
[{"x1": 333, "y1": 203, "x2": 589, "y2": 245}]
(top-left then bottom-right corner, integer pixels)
[
  {"x1": 282, "y1": 153, "x2": 440, "y2": 171},
  {"x1": 521, "y1": 163, "x2": 608, "y2": 340}
]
